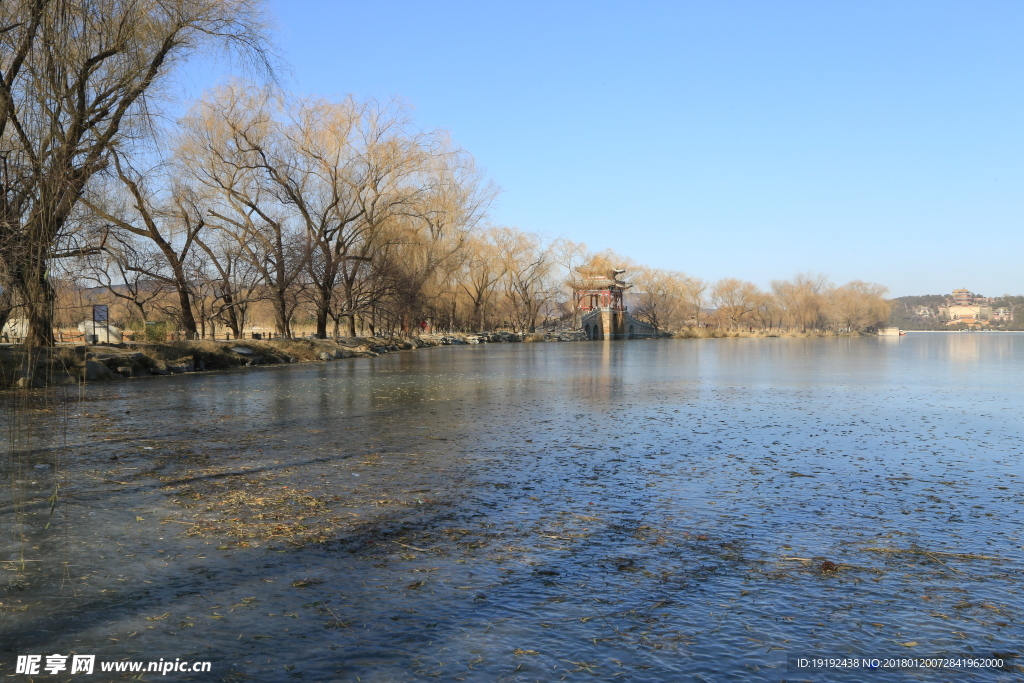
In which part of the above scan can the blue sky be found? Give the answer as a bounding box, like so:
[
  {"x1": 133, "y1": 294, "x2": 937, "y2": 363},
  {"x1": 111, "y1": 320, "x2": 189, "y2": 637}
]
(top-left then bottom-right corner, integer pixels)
[{"x1": 180, "y1": 1, "x2": 1024, "y2": 297}]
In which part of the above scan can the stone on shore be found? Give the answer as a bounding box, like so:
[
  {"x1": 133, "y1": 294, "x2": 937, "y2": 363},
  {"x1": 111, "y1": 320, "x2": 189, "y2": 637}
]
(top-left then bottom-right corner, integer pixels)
[{"x1": 81, "y1": 360, "x2": 115, "y2": 381}]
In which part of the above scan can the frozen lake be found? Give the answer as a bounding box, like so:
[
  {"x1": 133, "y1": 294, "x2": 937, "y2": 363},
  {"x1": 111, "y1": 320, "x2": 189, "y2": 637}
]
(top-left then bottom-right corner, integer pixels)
[{"x1": 2, "y1": 333, "x2": 1023, "y2": 681}]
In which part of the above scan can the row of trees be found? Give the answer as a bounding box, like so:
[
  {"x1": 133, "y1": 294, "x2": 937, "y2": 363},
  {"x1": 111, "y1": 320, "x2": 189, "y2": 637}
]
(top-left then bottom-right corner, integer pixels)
[
  {"x1": 0, "y1": 0, "x2": 891, "y2": 344},
  {"x1": 75, "y1": 83, "x2": 501, "y2": 339},
  {"x1": 629, "y1": 270, "x2": 890, "y2": 333},
  {"x1": 68, "y1": 221, "x2": 890, "y2": 338}
]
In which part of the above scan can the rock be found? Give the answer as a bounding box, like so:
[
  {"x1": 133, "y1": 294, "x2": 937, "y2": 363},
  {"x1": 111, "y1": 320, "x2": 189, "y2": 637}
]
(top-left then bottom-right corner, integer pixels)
[
  {"x1": 230, "y1": 346, "x2": 254, "y2": 356},
  {"x1": 164, "y1": 358, "x2": 194, "y2": 373},
  {"x1": 487, "y1": 332, "x2": 523, "y2": 343},
  {"x1": 543, "y1": 330, "x2": 587, "y2": 342},
  {"x1": 151, "y1": 367, "x2": 170, "y2": 376},
  {"x1": 81, "y1": 360, "x2": 115, "y2": 381},
  {"x1": 371, "y1": 345, "x2": 389, "y2": 353}
]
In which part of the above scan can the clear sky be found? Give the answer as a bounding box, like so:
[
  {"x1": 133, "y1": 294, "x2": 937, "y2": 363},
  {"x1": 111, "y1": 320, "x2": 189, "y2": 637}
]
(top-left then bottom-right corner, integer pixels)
[{"x1": 181, "y1": 1, "x2": 1024, "y2": 298}]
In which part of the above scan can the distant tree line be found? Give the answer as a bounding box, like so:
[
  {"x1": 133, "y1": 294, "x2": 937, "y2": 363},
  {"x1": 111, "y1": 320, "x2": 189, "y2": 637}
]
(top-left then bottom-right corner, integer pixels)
[{"x1": 627, "y1": 268, "x2": 889, "y2": 334}]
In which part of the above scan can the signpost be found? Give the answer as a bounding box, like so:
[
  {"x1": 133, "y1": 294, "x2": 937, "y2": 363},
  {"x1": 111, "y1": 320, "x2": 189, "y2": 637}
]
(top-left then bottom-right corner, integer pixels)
[{"x1": 92, "y1": 305, "x2": 108, "y2": 343}]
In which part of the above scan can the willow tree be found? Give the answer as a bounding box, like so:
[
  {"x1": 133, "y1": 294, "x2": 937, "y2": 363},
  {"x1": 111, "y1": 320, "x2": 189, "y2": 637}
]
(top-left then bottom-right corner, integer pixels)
[
  {"x1": 771, "y1": 273, "x2": 829, "y2": 332},
  {"x1": 825, "y1": 280, "x2": 890, "y2": 332},
  {"x1": 178, "y1": 85, "x2": 311, "y2": 337},
  {"x1": 632, "y1": 267, "x2": 703, "y2": 333},
  {"x1": 496, "y1": 228, "x2": 558, "y2": 333},
  {"x1": 0, "y1": 0, "x2": 271, "y2": 345},
  {"x1": 381, "y1": 146, "x2": 492, "y2": 333},
  {"x1": 711, "y1": 278, "x2": 762, "y2": 329},
  {"x1": 457, "y1": 231, "x2": 508, "y2": 332}
]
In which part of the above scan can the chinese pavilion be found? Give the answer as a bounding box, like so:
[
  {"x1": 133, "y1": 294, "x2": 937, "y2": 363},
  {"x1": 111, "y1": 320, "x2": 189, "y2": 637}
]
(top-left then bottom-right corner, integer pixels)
[{"x1": 575, "y1": 267, "x2": 656, "y2": 340}]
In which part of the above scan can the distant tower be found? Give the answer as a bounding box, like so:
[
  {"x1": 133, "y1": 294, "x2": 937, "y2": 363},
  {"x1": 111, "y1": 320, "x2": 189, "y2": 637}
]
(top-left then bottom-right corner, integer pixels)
[{"x1": 952, "y1": 288, "x2": 973, "y2": 305}]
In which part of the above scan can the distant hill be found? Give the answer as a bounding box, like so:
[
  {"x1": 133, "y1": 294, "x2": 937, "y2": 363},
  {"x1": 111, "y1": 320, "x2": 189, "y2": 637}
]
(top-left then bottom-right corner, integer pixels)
[
  {"x1": 888, "y1": 294, "x2": 1024, "y2": 330},
  {"x1": 888, "y1": 295, "x2": 949, "y2": 330}
]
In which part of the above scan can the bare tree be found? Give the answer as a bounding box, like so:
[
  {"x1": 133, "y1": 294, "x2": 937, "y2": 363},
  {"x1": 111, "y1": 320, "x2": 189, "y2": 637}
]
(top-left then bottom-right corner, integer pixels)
[
  {"x1": 77, "y1": 235, "x2": 171, "y2": 330},
  {"x1": 497, "y1": 228, "x2": 556, "y2": 333},
  {"x1": 554, "y1": 239, "x2": 591, "y2": 328},
  {"x1": 458, "y1": 232, "x2": 507, "y2": 332},
  {"x1": 631, "y1": 267, "x2": 696, "y2": 334},
  {"x1": 178, "y1": 86, "x2": 487, "y2": 339},
  {"x1": 0, "y1": 0, "x2": 273, "y2": 345},
  {"x1": 711, "y1": 278, "x2": 762, "y2": 330},
  {"x1": 193, "y1": 231, "x2": 263, "y2": 339},
  {"x1": 771, "y1": 273, "x2": 829, "y2": 332},
  {"x1": 825, "y1": 280, "x2": 890, "y2": 332},
  {"x1": 83, "y1": 155, "x2": 208, "y2": 338},
  {"x1": 179, "y1": 84, "x2": 309, "y2": 337},
  {"x1": 384, "y1": 149, "x2": 492, "y2": 334}
]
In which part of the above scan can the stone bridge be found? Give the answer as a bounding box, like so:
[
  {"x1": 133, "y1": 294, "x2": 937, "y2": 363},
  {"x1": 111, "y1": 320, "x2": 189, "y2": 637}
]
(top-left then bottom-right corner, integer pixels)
[{"x1": 581, "y1": 309, "x2": 657, "y2": 340}]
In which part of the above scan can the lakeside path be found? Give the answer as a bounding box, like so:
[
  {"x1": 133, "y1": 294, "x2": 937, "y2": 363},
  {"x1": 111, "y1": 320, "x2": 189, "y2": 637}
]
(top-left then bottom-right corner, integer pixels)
[{"x1": 2, "y1": 336, "x2": 1023, "y2": 681}]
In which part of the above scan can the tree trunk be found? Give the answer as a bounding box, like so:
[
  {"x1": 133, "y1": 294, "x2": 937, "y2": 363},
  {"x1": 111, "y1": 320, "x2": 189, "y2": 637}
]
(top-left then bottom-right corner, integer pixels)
[
  {"x1": 16, "y1": 266, "x2": 55, "y2": 347},
  {"x1": 222, "y1": 293, "x2": 242, "y2": 339},
  {"x1": 342, "y1": 280, "x2": 358, "y2": 337},
  {"x1": 174, "y1": 283, "x2": 198, "y2": 340},
  {"x1": 0, "y1": 287, "x2": 14, "y2": 336},
  {"x1": 314, "y1": 285, "x2": 330, "y2": 338},
  {"x1": 274, "y1": 294, "x2": 290, "y2": 337}
]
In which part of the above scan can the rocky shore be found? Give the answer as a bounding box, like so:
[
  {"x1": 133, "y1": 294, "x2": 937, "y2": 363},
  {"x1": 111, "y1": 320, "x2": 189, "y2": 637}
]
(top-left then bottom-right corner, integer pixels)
[{"x1": 0, "y1": 329, "x2": 588, "y2": 389}]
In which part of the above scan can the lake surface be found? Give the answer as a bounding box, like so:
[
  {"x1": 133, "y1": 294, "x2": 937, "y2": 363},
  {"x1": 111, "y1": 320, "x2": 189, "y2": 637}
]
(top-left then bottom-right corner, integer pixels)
[{"x1": 3, "y1": 333, "x2": 1024, "y2": 681}]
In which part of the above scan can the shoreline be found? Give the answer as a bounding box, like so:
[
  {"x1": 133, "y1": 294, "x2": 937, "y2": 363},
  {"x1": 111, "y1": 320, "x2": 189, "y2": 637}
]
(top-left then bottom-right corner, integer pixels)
[
  {"x1": 0, "y1": 331, "x2": 561, "y2": 390},
  {"x1": 0, "y1": 328, "x2": 877, "y2": 390}
]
